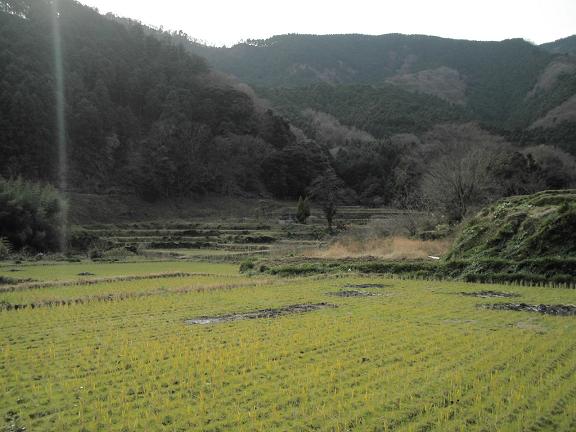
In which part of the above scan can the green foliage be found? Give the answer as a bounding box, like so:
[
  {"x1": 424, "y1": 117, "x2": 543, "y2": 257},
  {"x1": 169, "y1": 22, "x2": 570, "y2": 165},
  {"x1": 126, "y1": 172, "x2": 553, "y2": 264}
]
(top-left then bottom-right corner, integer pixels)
[
  {"x1": 257, "y1": 255, "x2": 576, "y2": 287},
  {"x1": 68, "y1": 228, "x2": 113, "y2": 254},
  {"x1": 0, "y1": 177, "x2": 66, "y2": 252},
  {"x1": 68, "y1": 229, "x2": 98, "y2": 251},
  {"x1": 0, "y1": 276, "x2": 13, "y2": 284},
  {"x1": 332, "y1": 139, "x2": 400, "y2": 205},
  {"x1": 239, "y1": 260, "x2": 255, "y2": 273},
  {"x1": 260, "y1": 141, "x2": 329, "y2": 199},
  {"x1": 296, "y1": 196, "x2": 311, "y2": 224}
]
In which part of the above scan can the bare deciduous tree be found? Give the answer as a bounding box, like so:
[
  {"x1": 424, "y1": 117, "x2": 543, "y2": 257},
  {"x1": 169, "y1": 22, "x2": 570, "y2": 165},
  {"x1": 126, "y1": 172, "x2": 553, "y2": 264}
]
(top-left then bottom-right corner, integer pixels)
[
  {"x1": 422, "y1": 146, "x2": 495, "y2": 222},
  {"x1": 310, "y1": 170, "x2": 343, "y2": 232},
  {"x1": 418, "y1": 124, "x2": 504, "y2": 223}
]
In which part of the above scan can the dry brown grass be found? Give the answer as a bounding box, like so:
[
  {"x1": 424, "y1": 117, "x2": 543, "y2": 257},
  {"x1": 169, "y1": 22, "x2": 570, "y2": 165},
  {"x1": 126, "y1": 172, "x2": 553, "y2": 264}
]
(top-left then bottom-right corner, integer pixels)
[{"x1": 305, "y1": 236, "x2": 452, "y2": 260}]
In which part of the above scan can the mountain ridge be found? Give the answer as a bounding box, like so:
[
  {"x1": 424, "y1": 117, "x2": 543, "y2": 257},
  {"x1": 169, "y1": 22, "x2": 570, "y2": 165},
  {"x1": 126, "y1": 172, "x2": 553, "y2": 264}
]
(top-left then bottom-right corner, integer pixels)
[{"x1": 181, "y1": 32, "x2": 576, "y2": 152}]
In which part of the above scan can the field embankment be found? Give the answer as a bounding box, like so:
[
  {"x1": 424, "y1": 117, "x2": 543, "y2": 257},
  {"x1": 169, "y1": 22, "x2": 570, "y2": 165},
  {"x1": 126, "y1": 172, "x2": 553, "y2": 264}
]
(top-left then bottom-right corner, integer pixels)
[{"x1": 249, "y1": 190, "x2": 576, "y2": 287}]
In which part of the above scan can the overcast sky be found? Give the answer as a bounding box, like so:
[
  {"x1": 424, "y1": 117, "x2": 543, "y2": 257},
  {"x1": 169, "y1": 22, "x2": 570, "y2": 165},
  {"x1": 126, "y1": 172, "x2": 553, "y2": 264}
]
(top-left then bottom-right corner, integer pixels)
[{"x1": 80, "y1": 0, "x2": 575, "y2": 47}]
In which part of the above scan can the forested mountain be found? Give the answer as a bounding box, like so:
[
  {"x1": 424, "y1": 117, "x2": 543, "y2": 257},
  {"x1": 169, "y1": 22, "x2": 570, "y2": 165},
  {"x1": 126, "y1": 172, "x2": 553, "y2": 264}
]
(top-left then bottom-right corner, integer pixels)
[
  {"x1": 0, "y1": 0, "x2": 327, "y2": 199},
  {"x1": 189, "y1": 34, "x2": 576, "y2": 153},
  {"x1": 193, "y1": 35, "x2": 549, "y2": 123}
]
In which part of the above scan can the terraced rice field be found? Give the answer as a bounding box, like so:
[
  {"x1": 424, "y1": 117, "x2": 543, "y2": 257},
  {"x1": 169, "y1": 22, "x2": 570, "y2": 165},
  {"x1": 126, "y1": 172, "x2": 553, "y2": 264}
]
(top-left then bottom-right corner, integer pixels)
[
  {"x1": 77, "y1": 206, "x2": 412, "y2": 261},
  {"x1": 1, "y1": 261, "x2": 576, "y2": 431}
]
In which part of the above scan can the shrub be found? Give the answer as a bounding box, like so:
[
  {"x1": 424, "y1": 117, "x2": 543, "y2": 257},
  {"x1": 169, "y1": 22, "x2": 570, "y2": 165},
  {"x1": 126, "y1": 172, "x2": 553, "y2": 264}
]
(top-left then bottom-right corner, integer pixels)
[
  {"x1": 0, "y1": 237, "x2": 11, "y2": 259},
  {"x1": 239, "y1": 260, "x2": 255, "y2": 273},
  {"x1": 68, "y1": 229, "x2": 101, "y2": 251},
  {"x1": 0, "y1": 276, "x2": 18, "y2": 285},
  {"x1": 0, "y1": 177, "x2": 67, "y2": 252}
]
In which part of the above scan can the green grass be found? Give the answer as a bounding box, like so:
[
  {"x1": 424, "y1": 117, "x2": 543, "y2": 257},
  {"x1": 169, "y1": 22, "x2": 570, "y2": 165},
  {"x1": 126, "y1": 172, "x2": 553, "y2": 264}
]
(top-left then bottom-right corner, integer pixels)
[
  {"x1": 1, "y1": 261, "x2": 576, "y2": 431},
  {"x1": 253, "y1": 256, "x2": 576, "y2": 288}
]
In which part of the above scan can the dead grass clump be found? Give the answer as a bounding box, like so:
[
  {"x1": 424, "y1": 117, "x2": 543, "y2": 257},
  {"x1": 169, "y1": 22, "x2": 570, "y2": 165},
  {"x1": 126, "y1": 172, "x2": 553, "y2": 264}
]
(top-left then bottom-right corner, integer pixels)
[
  {"x1": 185, "y1": 303, "x2": 337, "y2": 325},
  {"x1": 306, "y1": 236, "x2": 451, "y2": 260},
  {"x1": 0, "y1": 279, "x2": 276, "y2": 311}
]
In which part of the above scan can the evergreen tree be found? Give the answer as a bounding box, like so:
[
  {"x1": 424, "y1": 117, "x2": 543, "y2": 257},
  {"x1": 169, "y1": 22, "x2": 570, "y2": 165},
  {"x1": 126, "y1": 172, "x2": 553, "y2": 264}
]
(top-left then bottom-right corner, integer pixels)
[{"x1": 296, "y1": 196, "x2": 311, "y2": 224}]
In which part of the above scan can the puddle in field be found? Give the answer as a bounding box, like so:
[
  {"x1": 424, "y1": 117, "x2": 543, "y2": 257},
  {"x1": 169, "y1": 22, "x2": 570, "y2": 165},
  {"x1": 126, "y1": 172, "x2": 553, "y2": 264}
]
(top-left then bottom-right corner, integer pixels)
[
  {"x1": 77, "y1": 272, "x2": 95, "y2": 276},
  {"x1": 461, "y1": 290, "x2": 519, "y2": 298},
  {"x1": 444, "y1": 319, "x2": 477, "y2": 325},
  {"x1": 484, "y1": 303, "x2": 576, "y2": 316},
  {"x1": 185, "y1": 303, "x2": 337, "y2": 325},
  {"x1": 513, "y1": 320, "x2": 548, "y2": 333},
  {"x1": 344, "y1": 283, "x2": 390, "y2": 289},
  {"x1": 327, "y1": 290, "x2": 377, "y2": 297}
]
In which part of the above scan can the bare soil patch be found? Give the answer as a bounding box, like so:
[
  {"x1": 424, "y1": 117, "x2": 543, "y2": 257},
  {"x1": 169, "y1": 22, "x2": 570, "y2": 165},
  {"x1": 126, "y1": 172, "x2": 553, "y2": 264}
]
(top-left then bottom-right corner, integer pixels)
[
  {"x1": 327, "y1": 290, "x2": 377, "y2": 297},
  {"x1": 461, "y1": 290, "x2": 519, "y2": 298},
  {"x1": 484, "y1": 303, "x2": 576, "y2": 316},
  {"x1": 344, "y1": 283, "x2": 390, "y2": 289},
  {"x1": 185, "y1": 303, "x2": 337, "y2": 325}
]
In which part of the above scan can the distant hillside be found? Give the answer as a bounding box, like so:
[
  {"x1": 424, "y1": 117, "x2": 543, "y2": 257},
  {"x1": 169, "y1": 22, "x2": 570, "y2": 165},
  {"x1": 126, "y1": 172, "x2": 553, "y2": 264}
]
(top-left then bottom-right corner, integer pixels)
[
  {"x1": 193, "y1": 35, "x2": 551, "y2": 125},
  {"x1": 185, "y1": 34, "x2": 576, "y2": 151},
  {"x1": 257, "y1": 84, "x2": 470, "y2": 137},
  {"x1": 0, "y1": 0, "x2": 328, "y2": 199},
  {"x1": 541, "y1": 35, "x2": 576, "y2": 55}
]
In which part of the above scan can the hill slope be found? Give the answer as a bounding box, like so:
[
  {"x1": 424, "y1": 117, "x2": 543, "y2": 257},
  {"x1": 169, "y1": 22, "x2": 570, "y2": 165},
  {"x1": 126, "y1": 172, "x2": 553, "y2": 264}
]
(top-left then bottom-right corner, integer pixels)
[{"x1": 0, "y1": 0, "x2": 327, "y2": 199}]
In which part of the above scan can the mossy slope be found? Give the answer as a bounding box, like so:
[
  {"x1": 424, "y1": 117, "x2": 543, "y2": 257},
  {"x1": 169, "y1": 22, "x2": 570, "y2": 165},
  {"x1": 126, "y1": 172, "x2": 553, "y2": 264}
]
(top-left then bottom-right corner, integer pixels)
[{"x1": 447, "y1": 190, "x2": 576, "y2": 261}]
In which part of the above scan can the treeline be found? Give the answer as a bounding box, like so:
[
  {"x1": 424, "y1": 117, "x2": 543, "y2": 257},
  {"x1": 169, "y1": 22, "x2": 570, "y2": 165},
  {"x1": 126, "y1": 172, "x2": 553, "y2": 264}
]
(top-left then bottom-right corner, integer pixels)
[
  {"x1": 541, "y1": 35, "x2": 576, "y2": 55},
  {"x1": 302, "y1": 117, "x2": 576, "y2": 220},
  {"x1": 0, "y1": 0, "x2": 327, "y2": 199}
]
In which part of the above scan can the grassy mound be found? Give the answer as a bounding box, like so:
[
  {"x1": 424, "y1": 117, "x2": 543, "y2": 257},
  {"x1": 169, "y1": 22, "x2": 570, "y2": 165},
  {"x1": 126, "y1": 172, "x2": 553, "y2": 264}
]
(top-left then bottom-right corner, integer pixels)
[{"x1": 447, "y1": 190, "x2": 576, "y2": 261}]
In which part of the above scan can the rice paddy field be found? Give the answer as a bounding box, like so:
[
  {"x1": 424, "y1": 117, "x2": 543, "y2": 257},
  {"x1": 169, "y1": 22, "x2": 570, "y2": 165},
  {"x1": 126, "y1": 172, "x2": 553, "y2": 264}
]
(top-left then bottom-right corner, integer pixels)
[{"x1": 1, "y1": 258, "x2": 576, "y2": 431}]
